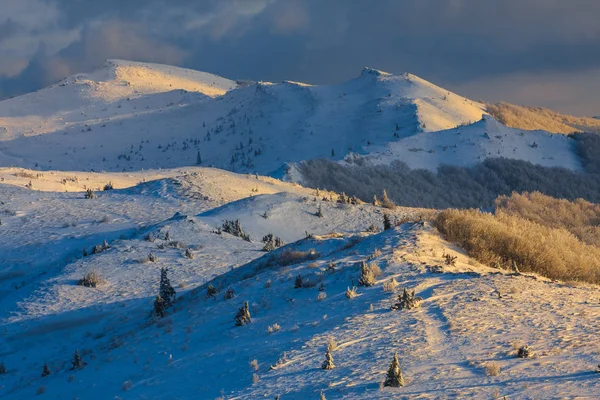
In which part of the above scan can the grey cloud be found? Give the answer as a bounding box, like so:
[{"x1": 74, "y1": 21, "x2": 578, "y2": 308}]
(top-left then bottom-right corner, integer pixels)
[{"x1": 1, "y1": 0, "x2": 600, "y2": 114}]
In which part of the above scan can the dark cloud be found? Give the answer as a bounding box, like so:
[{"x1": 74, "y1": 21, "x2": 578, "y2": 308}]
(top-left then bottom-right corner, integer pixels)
[{"x1": 1, "y1": 0, "x2": 600, "y2": 114}]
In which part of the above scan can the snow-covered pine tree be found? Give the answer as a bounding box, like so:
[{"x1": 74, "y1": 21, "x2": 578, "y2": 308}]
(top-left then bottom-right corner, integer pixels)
[
  {"x1": 70, "y1": 350, "x2": 87, "y2": 370},
  {"x1": 294, "y1": 274, "x2": 303, "y2": 289},
  {"x1": 358, "y1": 261, "x2": 376, "y2": 287},
  {"x1": 235, "y1": 301, "x2": 252, "y2": 326},
  {"x1": 321, "y1": 348, "x2": 335, "y2": 370},
  {"x1": 159, "y1": 267, "x2": 176, "y2": 308},
  {"x1": 316, "y1": 203, "x2": 324, "y2": 218},
  {"x1": 41, "y1": 362, "x2": 51, "y2": 377},
  {"x1": 154, "y1": 295, "x2": 165, "y2": 318},
  {"x1": 320, "y1": 391, "x2": 327, "y2": 400},
  {"x1": 383, "y1": 214, "x2": 393, "y2": 230},
  {"x1": 383, "y1": 353, "x2": 404, "y2": 387},
  {"x1": 206, "y1": 284, "x2": 217, "y2": 299}
]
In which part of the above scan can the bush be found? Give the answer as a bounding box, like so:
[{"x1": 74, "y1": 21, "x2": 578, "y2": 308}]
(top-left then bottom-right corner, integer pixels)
[
  {"x1": 345, "y1": 287, "x2": 358, "y2": 299},
  {"x1": 103, "y1": 182, "x2": 114, "y2": 191},
  {"x1": 358, "y1": 261, "x2": 376, "y2": 287},
  {"x1": 383, "y1": 277, "x2": 397, "y2": 292},
  {"x1": 434, "y1": 208, "x2": 600, "y2": 284},
  {"x1": 222, "y1": 220, "x2": 251, "y2": 242},
  {"x1": 77, "y1": 270, "x2": 103, "y2": 288},
  {"x1": 235, "y1": 301, "x2": 252, "y2": 326},
  {"x1": 267, "y1": 323, "x2": 281, "y2": 333},
  {"x1": 391, "y1": 288, "x2": 422, "y2": 310},
  {"x1": 485, "y1": 362, "x2": 501, "y2": 376},
  {"x1": 496, "y1": 191, "x2": 600, "y2": 247},
  {"x1": 84, "y1": 188, "x2": 95, "y2": 199},
  {"x1": 517, "y1": 345, "x2": 531, "y2": 359}
]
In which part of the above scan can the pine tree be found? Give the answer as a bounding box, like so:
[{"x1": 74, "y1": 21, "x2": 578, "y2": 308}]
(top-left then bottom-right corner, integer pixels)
[
  {"x1": 358, "y1": 261, "x2": 376, "y2": 287},
  {"x1": 294, "y1": 274, "x2": 303, "y2": 289},
  {"x1": 159, "y1": 267, "x2": 176, "y2": 308},
  {"x1": 41, "y1": 362, "x2": 51, "y2": 377},
  {"x1": 70, "y1": 350, "x2": 87, "y2": 370},
  {"x1": 235, "y1": 301, "x2": 252, "y2": 326},
  {"x1": 384, "y1": 353, "x2": 404, "y2": 387},
  {"x1": 391, "y1": 288, "x2": 422, "y2": 310},
  {"x1": 154, "y1": 295, "x2": 165, "y2": 317},
  {"x1": 316, "y1": 203, "x2": 323, "y2": 218},
  {"x1": 0, "y1": 361, "x2": 6, "y2": 374},
  {"x1": 321, "y1": 348, "x2": 335, "y2": 370},
  {"x1": 383, "y1": 214, "x2": 393, "y2": 230},
  {"x1": 206, "y1": 284, "x2": 217, "y2": 298},
  {"x1": 196, "y1": 151, "x2": 202, "y2": 165}
]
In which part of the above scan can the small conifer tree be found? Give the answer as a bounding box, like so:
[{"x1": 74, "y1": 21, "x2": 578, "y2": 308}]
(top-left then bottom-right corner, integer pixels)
[
  {"x1": 321, "y1": 349, "x2": 335, "y2": 370},
  {"x1": 196, "y1": 151, "x2": 202, "y2": 165},
  {"x1": 206, "y1": 284, "x2": 217, "y2": 299},
  {"x1": 154, "y1": 295, "x2": 165, "y2": 318},
  {"x1": 184, "y1": 248, "x2": 195, "y2": 259},
  {"x1": 380, "y1": 189, "x2": 396, "y2": 209},
  {"x1": 316, "y1": 203, "x2": 324, "y2": 218},
  {"x1": 41, "y1": 362, "x2": 51, "y2": 377},
  {"x1": 294, "y1": 274, "x2": 303, "y2": 289},
  {"x1": 0, "y1": 361, "x2": 6, "y2": 374},
  {"x1": 383, "y1": 214, "x2": 393, "y2": 230},
  {"x1": 320, "y1": 391, "x2": 327, "y2": 400},
  {"x1": 70, "y1": 350, "x2": 87, "y2": 370},
  {"x1": 383, "y1": 353, "x2": 404, "y2": 387},
  {"x1": 235, "y1": 301, "x2": 252, "y2": 326},
  {"x1": 358, "y1": 261, "x2": 376, "y2": 287},
  {"x1": 159, "y1": 267, "x2": 176, "y2": 308},
  {"x1": 84, "y1": 188, "x2": 95, "y2": 199}
]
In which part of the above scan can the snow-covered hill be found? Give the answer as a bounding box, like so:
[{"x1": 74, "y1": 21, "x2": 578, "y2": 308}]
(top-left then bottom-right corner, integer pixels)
[
  {"x1": 0, "y1": 61, "x2": 582, "y2": 175},
  {"x1": 0, "y1": 168, "x2": 598, "y2": 399}
]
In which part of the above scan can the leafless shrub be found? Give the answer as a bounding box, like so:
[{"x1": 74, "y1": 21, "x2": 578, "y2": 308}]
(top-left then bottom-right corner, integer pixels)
[
  {"x1": 77, "y1": 269, "x2": 104, "y2": 288},
  {"x1": 267, "y1": 323, "x2": 281, "y2": 334},
  {"x1": 485, "y1": 362, "x2": 501, "y2": 376},
  {"x1": 345, "y1": 287, "x2": 358, "y2": 299},
  {"x1": 249, "y1": 359, "x2": 259, "y2": 371}
]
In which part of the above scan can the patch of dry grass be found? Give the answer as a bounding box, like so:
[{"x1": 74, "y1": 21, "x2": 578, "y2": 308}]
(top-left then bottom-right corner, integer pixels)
[{"x1": 434, "y1": 208, "x2": 600, "y2": 284}]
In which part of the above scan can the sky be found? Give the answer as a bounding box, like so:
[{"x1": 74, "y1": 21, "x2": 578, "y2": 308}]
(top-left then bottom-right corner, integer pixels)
[{"x1": 1, "y1": 0, "x2": 599, "y2": 116}]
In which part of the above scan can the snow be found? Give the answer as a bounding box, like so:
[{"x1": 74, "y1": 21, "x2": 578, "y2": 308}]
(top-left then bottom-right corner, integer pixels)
[
  {"x1": 0, "y1": 61, "x2": 580, "y2": 176},
  {"x1": 0, "y1": 60, "x2": 597, "y2": 399}
]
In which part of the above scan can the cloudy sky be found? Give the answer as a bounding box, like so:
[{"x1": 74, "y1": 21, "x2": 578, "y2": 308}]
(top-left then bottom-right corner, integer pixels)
[{"x1": 1, "y1": 0, "x2": 599, "y2": 115}]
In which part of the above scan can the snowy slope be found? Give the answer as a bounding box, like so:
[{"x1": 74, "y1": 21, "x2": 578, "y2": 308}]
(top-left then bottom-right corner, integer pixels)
[
  {"x1": 367, "y1": 115, "x2": 582, "y2": 171},
  {"x1": 2, "y1": 61, "x2": 579, "y2": 176}
]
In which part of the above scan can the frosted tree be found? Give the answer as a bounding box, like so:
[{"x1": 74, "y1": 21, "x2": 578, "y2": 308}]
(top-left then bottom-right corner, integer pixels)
[
  {"x1": 320, "y1": 391, "x2": 327, "y2": 400},
  {"x1": 235, "y1": 301, "x2": 252, "y2": 326},
  {"x1": 154, "y1": 295, "x2": 165, "y2": 318},
  {"x1": 316, "y1": 203, "x2": 324, "y2": 218},
  {"x1": 159, "y1": 267, "x2": 176, "y2": 308},
  {"x1": 196, "y1": 151, "x2": 202, "y2": 165},
  {"x1": 383, "y1": 353, "x2": 404, "y2": 387},
  {"x1": 41, "y1": 362, "x2": 51, "y2": 377},
  {"x1": 391, "y1": 288, "x2": 422, "y2": 310},
  {"x1": 358, "y1": 261, "x2": 376, "y2": 287},
  {"x1": 321, "y1": 348, "x2": 335, "y2": 370},
  {"x1": 294, "y1": 274, "x2": 303, "y2": 289},
  {"x1": 383, "y1": 214, "x2": 393, "y2": 230},
  {"x1": 70, "y1": 350, "x2": 87, "y2": 370},
  {"x1": 206, "y1": 284, "x2": 217, "y2": 298}
]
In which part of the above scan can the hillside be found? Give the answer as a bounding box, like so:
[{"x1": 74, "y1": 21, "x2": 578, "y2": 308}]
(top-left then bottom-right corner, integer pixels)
[
  {"x1": 486, "y1": 102, "x2": 600, "y2": 134},
  {"x1": 0, "y1": 169, "x2": 598, "y2": 399},
  {"x1": 0, "y1": 61, "x2": 582, "y2": 176}
]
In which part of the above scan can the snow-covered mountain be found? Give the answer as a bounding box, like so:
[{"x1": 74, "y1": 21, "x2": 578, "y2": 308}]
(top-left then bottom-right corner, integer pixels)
[{"x1": 0, "y1": 61, "x2": 581, "y2": 175}]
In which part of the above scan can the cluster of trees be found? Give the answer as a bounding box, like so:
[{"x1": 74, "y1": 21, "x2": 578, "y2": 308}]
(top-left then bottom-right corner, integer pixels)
[{"x1": 299, "y1": 133, "x2": 600, "y2": 209}]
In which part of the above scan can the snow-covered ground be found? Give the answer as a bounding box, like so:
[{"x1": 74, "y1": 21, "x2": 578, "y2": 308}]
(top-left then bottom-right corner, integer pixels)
[
  {"x1": 0, "y1": 167, "x2": 598, "y2": 399},
  {"x1": 0, "y1": 61, "x2": 582, "y2": 176},
  {"x1": 0, "y1": 61, "x2": 597, "y2": 399}
]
